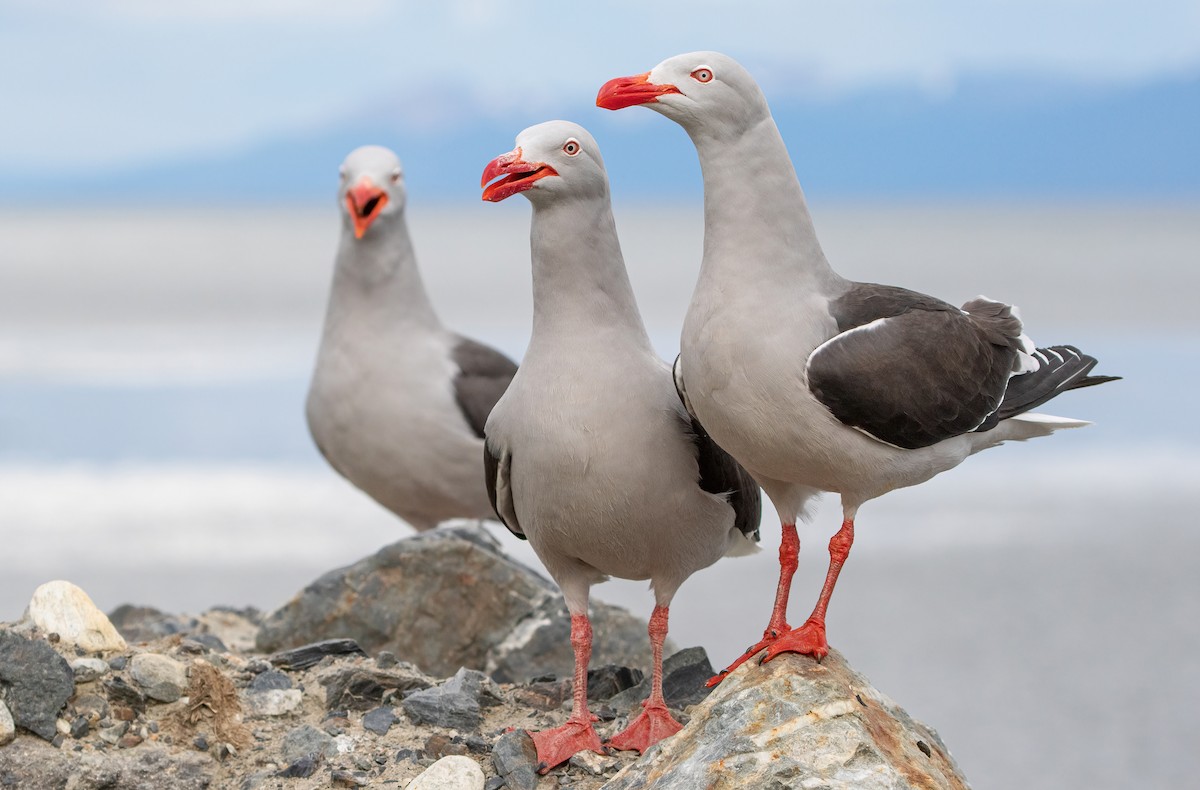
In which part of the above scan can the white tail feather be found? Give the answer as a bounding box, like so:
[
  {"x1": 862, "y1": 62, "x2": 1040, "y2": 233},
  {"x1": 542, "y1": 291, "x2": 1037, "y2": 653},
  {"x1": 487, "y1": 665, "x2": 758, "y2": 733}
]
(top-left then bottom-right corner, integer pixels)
[{"x1": 723, "y1": 527, "x2": 762, "y2": 558}]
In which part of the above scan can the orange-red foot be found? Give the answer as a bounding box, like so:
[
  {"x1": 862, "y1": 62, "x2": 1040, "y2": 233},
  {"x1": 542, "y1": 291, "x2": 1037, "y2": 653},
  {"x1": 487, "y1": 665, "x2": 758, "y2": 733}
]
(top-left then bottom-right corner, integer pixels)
[
  {"x1": 761, "y1": 616, "x2": 828, "y2": 663},
  {"x1": 528, "y1": 717, "x2": 604, "y2": 774},
  {"x1": 608, "y1": 701, "x2": 683, "y2": 754},
  {"x1": 705, "y1": 625, "x2": 790, "y2": 687}
]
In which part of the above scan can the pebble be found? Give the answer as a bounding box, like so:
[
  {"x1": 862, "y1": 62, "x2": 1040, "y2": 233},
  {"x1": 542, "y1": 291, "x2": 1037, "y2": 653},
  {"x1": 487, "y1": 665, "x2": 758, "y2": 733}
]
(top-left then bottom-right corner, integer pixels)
[
  {"x1": 245, "y1": 689, "x2": 303, "y2": 716},
  {"x1": 98, "y1": 721, "x2": 129, "y2": 745},
  {"x1": 587, "y1": 665, "x2": 643, "y2": 702},
  {"x1": 424, "y1": 733, "x2": 470, "y2": 759},
  {"x1": 118, "y1": 733, "x2": 143, "y2": 749},
  {"x1": 70, "y1": 716, "x2": 90, "y2": 739},
  {"x1": 70, "y1": 657, "x2": 110, "y2": 683},
  {"x1": 0, "y1": 630, "x2": 76, "y2": 741},
  {"x1": 129, "y1": 653, "x2": 188, "y2": 702},
  {"x1": 362, "y1": 706, "x2": 398, "y2": 736},
  {"x1": 74, "y1": 693, "x2": 109, "y2": 722},
  {"x1": 0, "y1": 700, "x2": 16, "y2": 746},
  {"x1": 402, "y1": 667, "x2": 494, "y2": 732},
  {"x1": 375, "y1": 651, "x2": 398, "y2": 668},
  {"x1": 24, "y1": 581, "x2": 127, "y2": 654},
  {"x1": 569, "y1": 749, "x2": 617, "y2": 776},
  {"x1": 331, "y1": 769, "x2": 368, "y2": 787},
  {"x1": 280, "y1": 724, "x2": 338, "y2": 763},
  {"x1": 406, "y1": 755, "x2": 486, "y2": 790},
  {"x1": 103, "y1": 676, "x2": 147, "y2": 709},
  {"x1": 250, "y1": 669, "x2": 292, "y2": 692},
  {"x1": 275, "y1": 755, "x2": 319, "y2": 778},
  {"x1": 268, "y1": 639, "x2": 366, "y2": 671},
  {"x1": 491, "y1": 730, "x2": 538, "y2": 790}
]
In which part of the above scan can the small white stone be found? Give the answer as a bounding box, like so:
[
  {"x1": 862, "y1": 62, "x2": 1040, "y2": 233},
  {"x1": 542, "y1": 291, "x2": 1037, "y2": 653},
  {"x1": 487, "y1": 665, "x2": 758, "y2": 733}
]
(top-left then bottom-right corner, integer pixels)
[
  {"x1": 569, "y1": 750, "x2": 617, "y2": 775},
  {"x1": 70, "y1": 657, "x2": 110, "y2": 683},
  {"x1": 245, "y1": 688, "x2": 302, "y2": 716},
  {"x1": 129, "y1": 653, "x2": 188, "y2": 702},
  {"x1": 405, "y1": 755, "x2": 485, "y2": 790},
  {"x1": 24, "y1": 581, "x2": 126, "y2": 653},
  {"x1": 0, "y1": 701, "x2": 16, "y2": 746},
  {"x1": 335, "y1": 734, "x2": 356, "y2": 754}
]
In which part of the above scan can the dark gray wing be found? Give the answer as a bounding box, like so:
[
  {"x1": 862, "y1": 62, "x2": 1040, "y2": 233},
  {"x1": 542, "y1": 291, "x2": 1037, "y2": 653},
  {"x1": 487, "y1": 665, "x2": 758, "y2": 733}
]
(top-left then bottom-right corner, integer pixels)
[
  {"x1": 808, "y1": 284, "x2": 1025, "y2": 450},
  {"x1": 974, "y1": 345, "x2": 1120, "y2": 432},
  {"x1": 452, "y1": 336, "x2": 518, "y2": 439},
  {"x1": 483, "y1": 438, "x2": 525, "y2": 540},
  {"x1": 673, "y1": 355, "x2": 762, "y2": 541}
]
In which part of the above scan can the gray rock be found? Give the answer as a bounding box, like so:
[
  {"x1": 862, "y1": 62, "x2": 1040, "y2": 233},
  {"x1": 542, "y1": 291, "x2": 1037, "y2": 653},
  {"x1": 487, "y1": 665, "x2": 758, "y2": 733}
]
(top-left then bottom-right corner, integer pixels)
[
  {"x1": 249, "y1": 669, "x2": 292, "y2": 692},
  {"x1": 98, "y1": 720, "x2": 130, "y2": 745},
  {"x1": 608, "y1": 646, "x2": 714, "y2": 713},
  {"x1": 602, "y1": 649, "x2": 970, "y2": 790},
  {"x1": 73, "y1": 692, "x2": 110, "y2": 722},
  {"x1": 69, "y1": 715, "x2": 90, "y2": 739},
  {"x1": 256, "y1": 525, "x2": 656, "y2": 679},
  {"x1": 70, "y1": 656, "x2": 110, "y2": 683},
  {"x1": 103, "y1": 675, "x2": 147, "y2": 709},
  {"x1": 269, "y1": 638, "x2": 367, "y2": 670},
  {"x1": 401, "y1": 667, "x2": 494, "y2": 732},
  {"x1": 128, "y1": 653, "x2": 188, "y2": 702},
  {"x1": 280, "y1": 723, "x2": 338, "y2": 763},
  {"x1": 362, "y1": 706, "x2": 398, "y2": 736},
  {"x1": 0, "y1": 630, "x2": 75, "y2": 741},
  {"x1": 587, "y1": 665, "x2": 644, "y2": 702},
  {"x1": 245, "y1": 688, "x2": 302, "y2": 716},
  {"x1": 491, "y1": 730, "x2": 538, "y2": 790},
  {"x1": 107, "y1": 605, "x2": 195, "y2": 643},
  {"x1": 0, "y1": 700, "x2": 15, "y2": 747},
  {"x1": 276, "y1": 755, "x2": 320, "y2": 777},
  {"x1": 319, "y1": 664, "x2": 432, "y2": 711}
]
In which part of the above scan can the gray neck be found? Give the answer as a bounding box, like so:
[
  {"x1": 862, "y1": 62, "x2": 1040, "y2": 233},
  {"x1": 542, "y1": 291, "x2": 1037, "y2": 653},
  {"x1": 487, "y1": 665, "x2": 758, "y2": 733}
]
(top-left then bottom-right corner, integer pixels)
[
  {"x1": 324, "y1": 215, "x2": 441, "y2": 332},
  {"x1": 526, "y1": 195, "x2": 651, "y2": 353},
  {"x1": 690, "y1": 116, "x2": 842, "y2": 293}
]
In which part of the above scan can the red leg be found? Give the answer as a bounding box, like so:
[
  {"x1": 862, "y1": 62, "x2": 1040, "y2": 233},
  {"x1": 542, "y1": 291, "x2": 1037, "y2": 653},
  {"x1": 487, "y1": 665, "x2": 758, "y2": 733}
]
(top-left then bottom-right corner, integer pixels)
[
  {"x1": 528, "y1": 613, "x2": 605, "y2": 772},
  {"x1": 707, "y1": 523, "x2": 799, "y2": 686},
  {"x1": 763, "y1": 518, "x2": 854, "y2": 663},
  {"x1": 609, "y1": 605, "x2": 683, "y2": 753}
]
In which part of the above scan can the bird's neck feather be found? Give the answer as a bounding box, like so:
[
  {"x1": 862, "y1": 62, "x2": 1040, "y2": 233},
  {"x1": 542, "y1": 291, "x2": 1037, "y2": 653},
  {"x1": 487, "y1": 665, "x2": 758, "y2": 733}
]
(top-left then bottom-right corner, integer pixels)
[
  {"x1": 527, "y1": 196, "x2": 651, "y2": 350},
  {"x1": 690, "y1": 116, "x2": 840, "y2": 293},
  {"x1": 328, "y1": 216, "x2": 441, "y2": 329}
]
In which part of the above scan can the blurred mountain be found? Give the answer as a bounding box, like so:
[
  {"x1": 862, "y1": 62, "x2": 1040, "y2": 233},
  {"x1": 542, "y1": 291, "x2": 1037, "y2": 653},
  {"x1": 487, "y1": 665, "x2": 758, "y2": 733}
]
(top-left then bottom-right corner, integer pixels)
[{"x1": 4, "y1": 74, "x2": 1197, "y2": 205}]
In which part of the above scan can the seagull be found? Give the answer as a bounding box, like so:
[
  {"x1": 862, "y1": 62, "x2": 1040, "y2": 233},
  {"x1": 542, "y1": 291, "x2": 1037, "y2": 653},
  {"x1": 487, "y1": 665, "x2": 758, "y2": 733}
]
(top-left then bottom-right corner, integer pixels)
[
  {"x1": 307, "y1": 145, "x2": 517, "y2": 531},
  {"x1": 598, "y1": 52, "x2": 1119, "y2": 684},
  {"x1": 479, "y1": 121, "x2": 761, "y2": 770}
]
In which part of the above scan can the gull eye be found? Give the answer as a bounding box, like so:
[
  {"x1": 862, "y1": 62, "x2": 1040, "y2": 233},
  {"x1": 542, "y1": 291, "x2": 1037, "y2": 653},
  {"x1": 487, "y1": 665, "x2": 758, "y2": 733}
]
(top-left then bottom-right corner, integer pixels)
[
  {"x1": 390, "y1": 168, "x2": 402, "y2": 184},
  {"x1": 562, "y1": 139, "x2": 580, "y2": 156},
  {"x1": 691, "y1": 67, "x2": 713, "y2": 83}
]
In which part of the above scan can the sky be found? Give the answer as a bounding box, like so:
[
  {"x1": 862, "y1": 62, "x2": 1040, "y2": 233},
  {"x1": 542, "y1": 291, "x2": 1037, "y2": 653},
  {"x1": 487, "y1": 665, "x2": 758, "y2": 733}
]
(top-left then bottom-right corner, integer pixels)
[{"x1": 1, "y1": 1, "x2": 1198, "y2": 199}]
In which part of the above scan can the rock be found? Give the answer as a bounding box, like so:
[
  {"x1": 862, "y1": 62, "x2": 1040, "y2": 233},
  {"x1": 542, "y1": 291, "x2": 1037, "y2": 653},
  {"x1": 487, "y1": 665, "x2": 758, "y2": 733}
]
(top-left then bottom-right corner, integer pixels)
[
  {"x1": 0, "y1": 700, "x2": 15, "y2": 746},
  {"x1": 23, "y1": 581, "x2": 128, "y2": 654},
  {"x1": 269, "y1": 638, "x2": 367, "y2": 670},
  {"x1": 0, "y1": 630, "x2": 75, "y2": 740},
  {"x1": 401, "y1": 667, "x2": 497, "y2": 732},
  {"x1": 249, "y1": 669, "x2": 291, "y2": 691},
  {"x1": 280, "y1": 723, "x2": 338, "y2": 763},
  {"x1": 69, "y1": 715, "x2": 89, "y2": 739},
  {"x1": 103, "y1": 675, "x2": 148, "y2": 709},
  {"x1": 129, "y1": 653, "x2": 188, "y2": 702},
  {"x1": 73, "y1": 692, "x2": 109, "y2": 722},
  {"x1": 331, "y1": 768, "x2": 369, "y2": 786},
  {"x1": 276, "y1": 755, "x2": 320, "y2": 777},
  {"x1": 256, "y1": 525, "x2": 655, "y2": 680},
  {"x1": 608, "y1": 646, "x2": 714, "y2": 713},
  {"x1": 587, "y1": 665, "x2": 644, "y2": 702},
  {"x1": 98, "y1": 720, "x2": 130, "y2": 745},
  {"x1": 0, "y1": 738, "x2": 213, "y2": 789},
  {"x1": 362, "y1": 706, "x2": 398, "y2": 736},
  {"x1": 107, "y1": 605, "x2": 194, "y2": 643},
  {"x1": 602, "y1": 649, "x2": 970, "y2": 790},
  {"x1": 424, "y1": 733, "x2": 471, "y2": 759},
  {"x1": 245, "y1": 688, "x2": 302, "y2": 716},
  {"x1": 491, "y1": 730, "x2": 539, "y2": 790},
  {"x1": 319, "y1": 664, "x2": 432, "y2": 711},
  {"x1": 71, "y1": 656, "x2": 110, "y2": 683},
  {"x1": 571, "y1": 749, "x2": 618, "y2": 776},
  {"x1": 407, "y1": 755, "x2": 486, "y2": 790}
]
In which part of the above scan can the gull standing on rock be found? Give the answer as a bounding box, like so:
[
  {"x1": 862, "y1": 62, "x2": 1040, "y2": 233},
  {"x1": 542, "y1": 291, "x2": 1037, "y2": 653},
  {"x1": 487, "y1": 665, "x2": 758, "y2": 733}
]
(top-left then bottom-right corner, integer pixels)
[
  {"x1": 479, "y1": 121, "x2": 761, "y2": 770},
  {"x1": 307, "y1": 145, "x2": 518, "y2": 531},
  {"x1": 598, "y1": 52, "x2": 1119, "y2": 683}
]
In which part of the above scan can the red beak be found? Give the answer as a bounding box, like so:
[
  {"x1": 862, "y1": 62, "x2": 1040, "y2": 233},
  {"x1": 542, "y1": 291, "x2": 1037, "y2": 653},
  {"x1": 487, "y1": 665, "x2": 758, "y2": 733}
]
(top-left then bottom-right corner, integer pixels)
[
  {"x1": 596, "y1": 72, "x2": 681, "y2": 110},
  {"x1": 345, "y1": 177, "x2": 389, "y2": 239},
  {"x1": 480, "y1": 147, "x2": 558, "y2": 202}
]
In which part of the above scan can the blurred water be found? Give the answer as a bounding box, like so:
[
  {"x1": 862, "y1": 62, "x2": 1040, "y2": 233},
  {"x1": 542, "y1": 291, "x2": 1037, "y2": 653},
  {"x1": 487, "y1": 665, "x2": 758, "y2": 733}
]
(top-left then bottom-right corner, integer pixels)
[{"x1": 1, "y1": 204, "x2": 1197, "y2": 788}]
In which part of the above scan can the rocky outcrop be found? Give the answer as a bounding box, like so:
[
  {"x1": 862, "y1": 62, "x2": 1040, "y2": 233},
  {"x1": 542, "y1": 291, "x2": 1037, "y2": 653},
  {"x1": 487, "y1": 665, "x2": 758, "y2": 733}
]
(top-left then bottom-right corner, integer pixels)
[
  {"x1": 256, "y1": 524, "x2": 656, "y2": 680},
  {"x1": 603, "y1": 648, "x2": 970, "y2": 789}
]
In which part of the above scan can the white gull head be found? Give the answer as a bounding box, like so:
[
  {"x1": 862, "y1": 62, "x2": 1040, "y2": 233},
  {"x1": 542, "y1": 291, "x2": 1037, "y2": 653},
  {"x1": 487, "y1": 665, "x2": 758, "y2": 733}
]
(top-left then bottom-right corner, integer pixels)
[
  {"x1": 481, "y1": 120, "x2": 608, "y2": 206},
  {"x1": 338, "y1": 145, "x2": 407, "y2": 240}
]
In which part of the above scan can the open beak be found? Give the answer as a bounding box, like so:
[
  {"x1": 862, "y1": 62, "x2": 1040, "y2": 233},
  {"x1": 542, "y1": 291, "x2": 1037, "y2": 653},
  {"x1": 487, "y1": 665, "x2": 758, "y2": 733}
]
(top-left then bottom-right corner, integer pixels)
[
  {"x1": 345, "y1": 177, "x2": 389, "y2": 239},
  {"x1": 596, "y1": 72, "x2": 680, "y2": 110},
  {"x1": 480, "y1": 148, "x2": 558, "y2": 202}
]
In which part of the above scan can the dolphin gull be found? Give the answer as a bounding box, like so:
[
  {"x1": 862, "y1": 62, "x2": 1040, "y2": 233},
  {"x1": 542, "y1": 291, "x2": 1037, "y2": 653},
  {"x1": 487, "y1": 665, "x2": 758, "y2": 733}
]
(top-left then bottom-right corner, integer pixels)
[
  {"x1": 307, "y1": 145, "x2": 517, "y2": 531},
  {"x1": 598, "y1": 52, "x2": 1119, "y2": 684},
  {"x1": 479, "y1": 121, "x2": 761, "y2": 768}
]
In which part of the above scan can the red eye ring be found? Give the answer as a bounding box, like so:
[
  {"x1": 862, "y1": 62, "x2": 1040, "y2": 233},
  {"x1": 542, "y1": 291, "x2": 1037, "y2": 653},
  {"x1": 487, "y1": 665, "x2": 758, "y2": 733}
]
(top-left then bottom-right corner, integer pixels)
[
  {"x1": 563, "y1": 139, "x2": 580, "y2": 156},
  {"x1": 691, "y1": 67, "x2": 713, "y2": 83}
]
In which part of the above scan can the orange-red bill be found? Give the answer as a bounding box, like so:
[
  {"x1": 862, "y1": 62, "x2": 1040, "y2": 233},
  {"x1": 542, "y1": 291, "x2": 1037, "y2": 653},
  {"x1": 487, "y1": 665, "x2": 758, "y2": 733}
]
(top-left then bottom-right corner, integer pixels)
[
  {"x1": 596, "y1": 72, "x2": 681, "y2": 110},
  {"x1": 345, "y1": 177, "x2": 389, "y2": 239},
  {"x1": 481, "y1": 148, "x2": 558, "y2": 202}
]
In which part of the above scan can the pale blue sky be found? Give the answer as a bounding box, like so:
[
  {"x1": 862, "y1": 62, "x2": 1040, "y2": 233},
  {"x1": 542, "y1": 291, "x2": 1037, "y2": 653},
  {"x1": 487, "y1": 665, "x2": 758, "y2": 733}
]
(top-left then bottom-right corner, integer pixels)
[{"x1": 3, "y1": 0, "x2": 1198, "y2": 173}]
